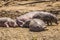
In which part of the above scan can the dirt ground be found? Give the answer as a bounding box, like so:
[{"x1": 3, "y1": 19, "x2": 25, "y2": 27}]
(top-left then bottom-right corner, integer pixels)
[
  {"x1": 0, "y1": 1, "x2": 60, "y2": 40},
  {"x1": 0, "y1": 23, "x2": 60, "y2": 40}
]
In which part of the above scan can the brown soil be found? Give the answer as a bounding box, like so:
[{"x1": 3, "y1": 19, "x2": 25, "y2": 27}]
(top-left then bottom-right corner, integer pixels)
[{"x1": 0, "y1": 1, "x2": 60, "y2": 40}]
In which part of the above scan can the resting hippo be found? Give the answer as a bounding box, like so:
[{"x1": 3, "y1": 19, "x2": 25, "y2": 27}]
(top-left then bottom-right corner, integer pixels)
[
  {"x1": 33, "y1": 11, "x2": 59, "y2": 25},
  {"x1": 16, "y1": 11, "x2": 40, "y2": 27},
  {"x1": 29, "y1": 19, "x2": 46, "y2": 32},
  {"x1": 16, "y1": 11, "x2": 59, "y2": 27},
  {"x1": 0, "y1": 17, "x2": 17, "y2": 27}
]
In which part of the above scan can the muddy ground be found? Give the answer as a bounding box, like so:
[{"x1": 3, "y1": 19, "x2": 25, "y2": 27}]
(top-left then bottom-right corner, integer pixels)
[{"x1": 0, "y1": 1, "x2": 60, "y2": 40}]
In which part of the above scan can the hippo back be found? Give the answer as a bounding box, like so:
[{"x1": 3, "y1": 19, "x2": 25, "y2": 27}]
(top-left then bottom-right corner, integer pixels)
[
  {"x1": 29, "y1": 19, "x2": 46, "y2": 31},
  {"x1": 16, "y1": 11, "x2": 41, "y2": 27},
  {"x1": 16, "y1": 11, "x2": 41, "y2": 22}
]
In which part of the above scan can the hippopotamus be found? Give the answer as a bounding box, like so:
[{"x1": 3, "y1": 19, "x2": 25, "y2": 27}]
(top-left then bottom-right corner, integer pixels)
[
  {"x1": 16, "y1": 11, "x2": 59, "y2": 27},
  {"x1": 0, "y1": 17, "x2": 18, "y2": 27},
  {"x1": 33, "y1": 11, "x2": 59, "y2": 25},
  {"x1": 16, "y1": 11, "x2": 41, "y2": 27},
  {"x1": 29, "y1": 19, "x2": 46, "y2": 32}
]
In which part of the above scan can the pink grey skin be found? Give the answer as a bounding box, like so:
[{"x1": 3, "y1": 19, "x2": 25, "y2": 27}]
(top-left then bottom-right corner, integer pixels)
[
  {"x1": 33, "y1": 11, "x2": 59, "y2": 25},
  {"x1": 0, "y1": 17, "x2": 18, "y2": 27},
  {"x1": 16, "y1": 11, "x2": 59, "y2": 27},
  {"x1": 16, "y1": 11, "x2": 40, "y2": 27},
  {"x1": 29, "y1": 19, "x2": 46, "y2": 32}
]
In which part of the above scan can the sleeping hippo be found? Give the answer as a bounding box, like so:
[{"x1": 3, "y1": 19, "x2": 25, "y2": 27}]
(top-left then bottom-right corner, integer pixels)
[
  {"x1": 33, "y1": 11, "x2": 59, "y2": 25},
  {"x1": 29, "y1": 19, "x2": 46, "y2": 32},
  {"x1": 16, "y1": 11, "x2": 59, "y2": 27},
  {"x1": 16, "y1": 11, "x2": 41, "y2": 27},
  {"x1": 0, "y1": 17, "x2": 18, "y2": 27}
]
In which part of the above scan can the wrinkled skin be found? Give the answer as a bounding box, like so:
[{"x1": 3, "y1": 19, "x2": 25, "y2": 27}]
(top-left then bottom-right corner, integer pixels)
[
  {"x1": 16, "y1": 11, "x2": 59, "y2": 27},
  {"x1": 29, "y1": 19, "x2": 46, "y2": 32},
  {"x1": 33, "y1": 11, "x2": 59, "y2": 25},
  {"x1": 0, "y1": 17, "x2": 18, "y2": 27}
]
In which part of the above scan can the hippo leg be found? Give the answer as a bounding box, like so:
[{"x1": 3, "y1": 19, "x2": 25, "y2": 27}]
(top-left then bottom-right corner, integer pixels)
[
  {"x1": 4, "y1": 22, "x2": 9, "y2": 27},
  {"x1": 17, "y1": 21, "x2": 25, "y2": 27},
  {"x1": 49, "y1": 20, "x2": 52, "y2": 25},
  {"x1": 47, "y1": 21, "x2": 50, "y2": 26},
  {"x1": 44, "y1": 20, "x2": 49, "y2": 26},
  {"x1": 16, "y1": 20, "x2": 23, "y2": 27}
]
